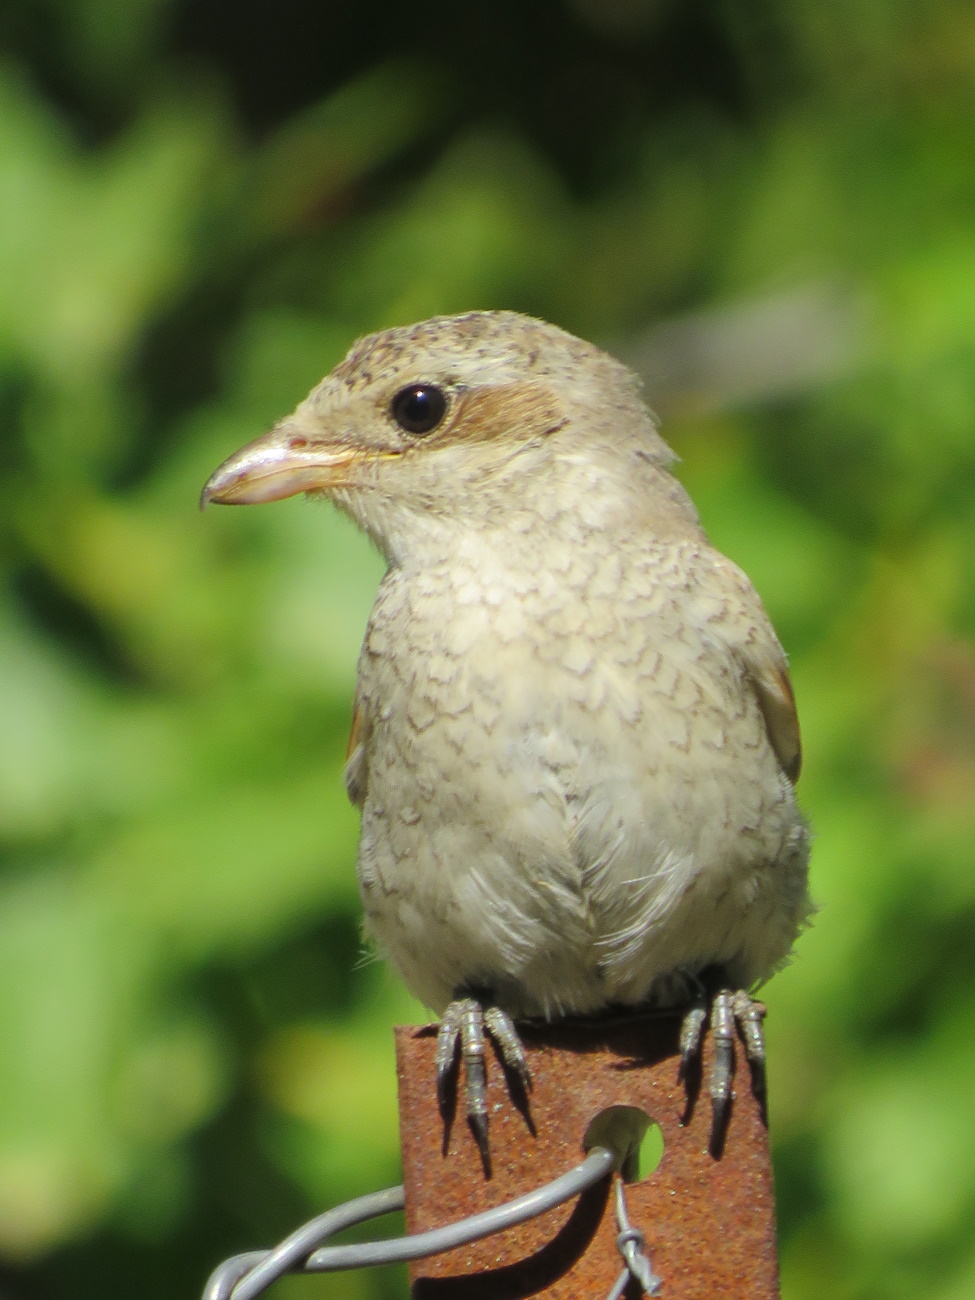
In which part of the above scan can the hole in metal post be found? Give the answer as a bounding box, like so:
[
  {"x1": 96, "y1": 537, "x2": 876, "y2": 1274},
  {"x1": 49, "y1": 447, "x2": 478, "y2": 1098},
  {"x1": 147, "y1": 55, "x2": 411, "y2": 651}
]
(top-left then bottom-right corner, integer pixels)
[
  {"x1": 638, "y1": 1121, "x2": 665, "y2": 1181},
  {"x1": 583, "y1": 1106, "x2": 663, "y2": 1182}
]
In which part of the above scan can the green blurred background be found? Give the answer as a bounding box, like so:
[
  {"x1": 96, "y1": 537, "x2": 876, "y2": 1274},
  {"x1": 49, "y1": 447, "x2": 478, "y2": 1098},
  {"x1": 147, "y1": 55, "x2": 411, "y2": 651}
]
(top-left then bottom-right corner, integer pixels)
[{"x1": 1, "y1": 0, "x2": 974, "y2": 1296}]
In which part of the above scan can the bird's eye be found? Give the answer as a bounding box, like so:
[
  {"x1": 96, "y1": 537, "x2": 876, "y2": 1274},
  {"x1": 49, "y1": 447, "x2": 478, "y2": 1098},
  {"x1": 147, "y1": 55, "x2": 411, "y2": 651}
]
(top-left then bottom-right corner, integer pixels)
[{"x1": 391, "y1": 384, "x2": 447, "y2": 435}]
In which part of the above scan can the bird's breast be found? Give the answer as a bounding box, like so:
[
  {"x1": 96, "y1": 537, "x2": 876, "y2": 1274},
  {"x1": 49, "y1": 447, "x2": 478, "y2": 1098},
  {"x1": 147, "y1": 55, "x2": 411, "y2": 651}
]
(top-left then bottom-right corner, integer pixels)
[
  {"x1": 357, "y1": 540, "x2": 771, "y2": 813},
  {"x1": 353, "y1": 544, "x2": 805, "y2": 1015}
]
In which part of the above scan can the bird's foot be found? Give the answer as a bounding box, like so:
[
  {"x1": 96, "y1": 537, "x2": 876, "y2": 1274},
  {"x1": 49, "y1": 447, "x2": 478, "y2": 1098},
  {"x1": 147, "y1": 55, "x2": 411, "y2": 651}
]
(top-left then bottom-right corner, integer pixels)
[
  {"x1": 435, "y1": 996, "x2": 532, "y2": 1160},
  {"x1": 679, "y1": 988, "x2": 766, "y2": 1133}
]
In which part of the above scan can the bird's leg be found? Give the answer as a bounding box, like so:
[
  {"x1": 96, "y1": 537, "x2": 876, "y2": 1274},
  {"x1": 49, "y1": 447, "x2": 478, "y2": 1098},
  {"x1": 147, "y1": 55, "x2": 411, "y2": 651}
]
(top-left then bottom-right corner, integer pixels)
[
  {"x1": 441, "y1": 993, "x2": 488, "y2": 1149},
  {"x1": 435, "y1": 995, "x2": 531, "y2": 1154},
  {"x1": 732, "y1": 990, "x2": 766, "y2": 1067},
  {"x1": 434, "y1": 999, "x2": 465, "y2": 1112},
  {"x1": 678, "y1": 997, "x2": 707, "y2": 1080},
  {"x1": 709, "y1": 990, "x2": 736, "y2": 1126},
  {"x1": 732, "y1": 989, "x2": 767, "y2": 1112},
  {"x1": 678, "y1": 986, "x2": 768, "y2": 1130},
  {"x1": 484, "y1": 1005, "x2": 533, "y2": 1092}
]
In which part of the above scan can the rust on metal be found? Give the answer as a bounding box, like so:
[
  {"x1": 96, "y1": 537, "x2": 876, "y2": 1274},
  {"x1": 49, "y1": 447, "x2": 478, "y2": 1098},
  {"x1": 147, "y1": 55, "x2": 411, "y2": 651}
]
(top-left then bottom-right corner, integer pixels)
[{"x1": 396, "y1": 1012, "x2": 779, "y2": 1298}]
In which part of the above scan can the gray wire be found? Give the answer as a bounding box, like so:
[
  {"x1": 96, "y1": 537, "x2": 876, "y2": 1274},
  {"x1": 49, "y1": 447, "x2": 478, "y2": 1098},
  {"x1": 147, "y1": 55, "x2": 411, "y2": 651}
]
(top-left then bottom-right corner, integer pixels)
[
  {"x1": 304, "y1": 1146, "x2": 616, "y2": 1271},
  {"x1": 202, "y1": 1186, "x2": 405, "y2": 1300},
  {"x1": 203, "y1": 1145, "x2": 616, "y2": 1299},
  {"x1": 606, "y1": 1176, "x2": 661, "y2": 1299}
]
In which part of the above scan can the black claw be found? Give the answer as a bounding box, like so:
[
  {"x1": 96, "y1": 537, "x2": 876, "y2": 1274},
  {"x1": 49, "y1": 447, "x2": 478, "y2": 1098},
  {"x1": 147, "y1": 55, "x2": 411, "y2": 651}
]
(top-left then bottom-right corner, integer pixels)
[
  {"x1": 710, "y1": 1090, "x2": 730, "y2": 1129},
  {"x1": 468, "y1": 1110, "x2": 491, "y2": 1176},
  {"x1": 436, "y1": 1064, "x2": 455, "y2": 1113},
  {"x1": 468, "y1": 1108, "x2": 488, "y2": 1145}
]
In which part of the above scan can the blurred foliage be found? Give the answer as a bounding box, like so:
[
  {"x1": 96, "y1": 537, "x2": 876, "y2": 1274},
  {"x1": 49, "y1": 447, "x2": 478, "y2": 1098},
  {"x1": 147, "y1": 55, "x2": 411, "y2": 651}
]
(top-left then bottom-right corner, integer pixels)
[{"x1": 0, "y1": 0, "x2": 974, "y2": 1296}]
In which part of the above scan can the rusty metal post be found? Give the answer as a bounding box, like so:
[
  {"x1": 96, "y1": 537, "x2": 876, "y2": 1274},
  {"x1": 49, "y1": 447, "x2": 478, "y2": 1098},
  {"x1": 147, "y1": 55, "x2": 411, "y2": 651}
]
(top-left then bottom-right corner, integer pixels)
[{"x1": 396, "y1": 1012, "x2": 779, "y2": 1298}]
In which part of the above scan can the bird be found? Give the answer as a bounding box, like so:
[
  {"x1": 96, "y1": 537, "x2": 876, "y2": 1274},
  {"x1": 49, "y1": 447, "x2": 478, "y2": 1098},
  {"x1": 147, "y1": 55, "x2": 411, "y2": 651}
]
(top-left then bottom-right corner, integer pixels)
[{"x1": 201, "y1": 310, "x2": 812, "y2": 1150}]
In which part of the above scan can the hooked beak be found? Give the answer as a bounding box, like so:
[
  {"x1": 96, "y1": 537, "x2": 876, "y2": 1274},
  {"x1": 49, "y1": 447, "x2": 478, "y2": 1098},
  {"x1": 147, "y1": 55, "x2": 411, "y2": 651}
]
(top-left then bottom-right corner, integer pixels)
[{"x1": 200, "y1": 422, "x2": 363, "y2": 508}]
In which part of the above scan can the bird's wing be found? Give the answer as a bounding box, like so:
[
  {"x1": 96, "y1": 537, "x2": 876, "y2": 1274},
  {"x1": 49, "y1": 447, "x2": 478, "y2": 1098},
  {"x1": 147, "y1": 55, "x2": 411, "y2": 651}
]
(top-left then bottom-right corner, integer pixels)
[
  {"x1": 344, "y1": 698, "x2": 370, "y2": 807},
  {"x1": 742, "y1": 641, "x2": 802, "y2": 783},
  {"x1": 704, "y1": 550, "x2": 802, "y2": 784}
]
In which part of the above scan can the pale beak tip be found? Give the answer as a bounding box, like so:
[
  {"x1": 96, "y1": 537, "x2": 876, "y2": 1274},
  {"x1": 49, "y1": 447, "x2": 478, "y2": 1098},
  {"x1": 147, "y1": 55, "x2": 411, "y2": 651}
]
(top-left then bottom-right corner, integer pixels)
[
  {"x1": 199, "y1": 465, "x2": 244, "y2": 509},
  {"x1": 199, "y1": 476, "x2": 225, "y2": 510}
]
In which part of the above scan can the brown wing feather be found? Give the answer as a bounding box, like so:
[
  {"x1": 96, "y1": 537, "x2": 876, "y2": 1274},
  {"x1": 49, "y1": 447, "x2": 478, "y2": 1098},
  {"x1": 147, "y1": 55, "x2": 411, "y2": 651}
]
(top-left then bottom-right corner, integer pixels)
[
  {"x1": 344, "y1": 700, "x2": 369, "y2": 807},
  {"x1": 703, "y1": 550, "x2": 803, "y2": 785},
  {"x1": 749, "y1": 655, "x2": 802, "y2": 784}
]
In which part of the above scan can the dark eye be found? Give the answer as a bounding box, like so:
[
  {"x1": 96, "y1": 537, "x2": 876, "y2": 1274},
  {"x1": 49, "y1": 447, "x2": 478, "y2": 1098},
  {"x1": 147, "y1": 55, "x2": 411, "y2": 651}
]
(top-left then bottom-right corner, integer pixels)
[{"x1": 391, "y1": 383, "x2": 447, "y2": 435}]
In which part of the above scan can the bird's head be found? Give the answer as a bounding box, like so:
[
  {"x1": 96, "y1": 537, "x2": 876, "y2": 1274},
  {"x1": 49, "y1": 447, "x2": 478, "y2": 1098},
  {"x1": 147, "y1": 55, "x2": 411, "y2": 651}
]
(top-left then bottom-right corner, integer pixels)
[{"x1": 201, "y1": 311, "x2": 682, "y2": 561}]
